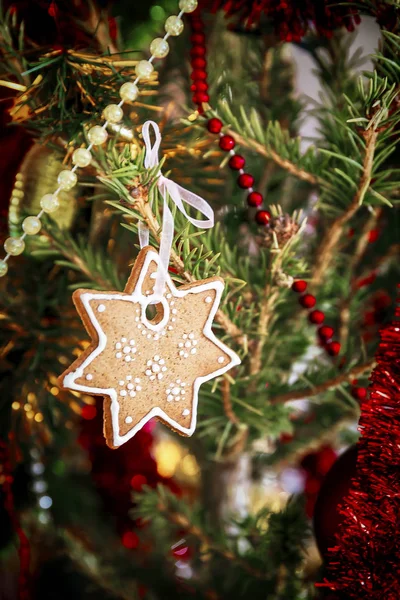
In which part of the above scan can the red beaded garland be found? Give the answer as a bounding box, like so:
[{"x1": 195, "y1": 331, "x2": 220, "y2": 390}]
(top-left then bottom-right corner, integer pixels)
[
  {"x1": 238, "y1": 173, "x2": 254, "y2": 189},
  {"x1": 318, "y1": 325, "x2": 334, "y2": 341},
  {"x1": 308, "y1": 310, "x2": 325, "y2": 325},
  {"x1": 255, "y1": 210, "x2": 271, "y2": 225},
  {"x1": 247, "y1": 191, "x2": 263, "y2": 207},
  {"x1": 292, "y1": 280, "x2": 307, "y2": 293},
  {"x1": 229, "y1": 154, "x2": 245, "y2": 170},
  {"x1": 299, "y1": 294, "x2": 317, "y2": 309},
  {"x1": 207, "y1": 118, "x2": 223, "y2": 134},
  {"x1": 326, "y1": 341, "x2": 341, "y2": 356},
  {"x1": 219, "y1": 135, "x2": 236, "y2": 151},
  {"x1": 189, "y1": 14, "x2": 268, "y2": 228}
]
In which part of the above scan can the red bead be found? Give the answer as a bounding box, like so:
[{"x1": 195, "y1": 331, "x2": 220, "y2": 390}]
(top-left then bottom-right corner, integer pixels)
[
  {"x1": 238, "y1": 173, "x2": 254, "y2": 189},
  {"x1": 292, "y1": 280, "x2": 307, "y2": 293},
  {"x1": 326, "y1": 341, "x2": 341, "y2": 356},
  {"x1": 190, "y1": 83, "x2": 196, "y2": 92},
  {"x1": 368, "y1": 229, "x2": 379, "y2": 243},
  {"x1": 195, "y1": 81, "x2": 208, "y2": 92},
  {"x1": 190, "y1": 45, "x2": 206, "y2": 58},
  {"x1": 192, "y1": 57, "x2": 206, "y2": 69},
  {"x1": 351, "y1": 386, "x2": 368, "y2": 401},
  {"x1": 299, "y1": 294, "x2": 316, "y2": 309},
  {"x1": 130, "y1": 474, "x2": 147, "y2": 491},
  {"x1": 229, "y1": 154, "x2": 245, "y2": 170},
  {"x1": 191, "y1": 69, "x2": 207, "y2": 81},
  {"x1": 122, "y1": 531, "x2": 139, "y2": 549},
  {"x1": 191, "y1": 33, "x2": 205, "y2": 44},
  {"x1": 219, "y1": 135, "x2": 235, "y2": 151},
  {"x1": 207, "y1": 118, "x2": 223, "y2": 134},
  {"x1": 318, "y1": 325, "x2": 334, "y2": 341},
  {"x1": 247, "y1": 191, "x2": 263, "y2": 207},
  {"x1": 255, "y1": 210, "x2": 271, "y2": 225},
  {"x1": 81, "y1": 405, "x2": 97, "y2": 420},
  {"x1": 309, "y1": 310, "x2": 325, "y2": 325},
  {"x1": 194, "y1": 92, "x2": 209, "y2": 104}
]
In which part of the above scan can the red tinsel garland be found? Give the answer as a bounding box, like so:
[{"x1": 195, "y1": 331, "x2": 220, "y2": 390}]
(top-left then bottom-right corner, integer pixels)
[
  {"x1": 204, "y1": 0, "x2": 360, "y2": 40},
  {"x1": 319, "y1": 292, "x2": 400, "y2": 598}
]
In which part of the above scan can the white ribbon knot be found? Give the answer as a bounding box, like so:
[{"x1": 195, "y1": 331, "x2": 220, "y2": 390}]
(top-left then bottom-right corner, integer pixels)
[{"x1": 140, "y1": 120, "x2": 214, "y2": 301}]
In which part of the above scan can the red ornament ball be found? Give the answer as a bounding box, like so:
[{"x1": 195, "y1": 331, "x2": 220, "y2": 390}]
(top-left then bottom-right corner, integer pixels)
[
  {"x1": 309, "y1": 310, "x2": 325, "y2": 325},
  {"x1": 299, "y1": 294, "x2": 316, "y2": 309},
  {"x1": 237, "y1": 173, "x2": 254, "y2": 189},
  {"x1": 219, "y1": 135, "x2": 235, "y2": 151},
  {"x1": 313, "y1": 445, "x2": 358, "y2": 558},
  {"x1": 228, "y1": 154, "x2": 245, "y2": 170},
  {"x1": 247, "y1": 191, "x2": 263, "y2": 207},
  {"x1": 292, "y1": 280, "x2": 307, "y2": 293},
  {"x1": 318, "y1": 325, "x2": 334, "y2": 341},
  {"x1": 255, "y1": 210, "x2": 271, "y2": 225},
  {"x1": 207, "y1": 118, "x2": 222, "y2": 134},
  {"x1": 326, "y1": 340, "x2": 341, "y2": 356}
]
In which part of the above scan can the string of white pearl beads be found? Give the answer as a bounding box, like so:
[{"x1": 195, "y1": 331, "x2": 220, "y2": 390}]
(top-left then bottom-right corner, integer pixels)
[{"x1": 0, "y1": 0, "x2": 199, "y2": 277}]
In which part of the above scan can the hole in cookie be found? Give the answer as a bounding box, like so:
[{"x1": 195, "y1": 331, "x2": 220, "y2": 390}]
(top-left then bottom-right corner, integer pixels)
[{"x1": 145, "y1": 302, "x2": 164, "y2": 324}]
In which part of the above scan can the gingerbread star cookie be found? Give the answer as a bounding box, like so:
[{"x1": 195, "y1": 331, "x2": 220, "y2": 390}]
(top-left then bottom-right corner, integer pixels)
[{"x1": 60, "y1": 246, "x2": 240, "y2": 448}]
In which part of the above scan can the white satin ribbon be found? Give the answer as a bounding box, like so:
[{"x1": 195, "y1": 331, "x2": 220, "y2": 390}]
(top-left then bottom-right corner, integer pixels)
[{"x1": 140, "y1": 120, "x2": 214, "y2": 301}]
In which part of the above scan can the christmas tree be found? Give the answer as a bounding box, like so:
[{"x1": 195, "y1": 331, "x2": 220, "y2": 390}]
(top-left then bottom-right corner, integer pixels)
[{"x1": 0, "y1": 0, "x2": 399, "y2": 598}]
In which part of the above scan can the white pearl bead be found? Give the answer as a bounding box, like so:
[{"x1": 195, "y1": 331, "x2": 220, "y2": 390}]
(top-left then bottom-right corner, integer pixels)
[
  {"x1": 72, "y1": 148, "x2": 91, "y2": 168},
  {"x1": 22, "y1": 216, "x2": 41, "y2": 235},
  {"x1": 119, "y1": 82, "x2": 139, "y2": 102},
  {"x1": 0, "y1": 260, "x2": 8, "y2": 277},
  {"x1": 4, "y1": 237, "x2": 25, "y2": 256},
  {"x1": 179, "y1": 0, "x2": 198, "y2": 12},
  {"x1": 88, "y1": 125, "x2": 108, "y2": 145},
  {"x1": 103, "y1": 104, "x2": 123, "y2": 123},
  {"x1": 165, "y1": 15, "x2": 184, "y2": 36},
  {"x1": 150, "y1": 38, "x2": 169, "y2": 58},
  {"x1": 135, "y1": 60, "x2": 154, "y2": 79},
  {"x1": 57, "y1": 170, "x2": 77, "y2": 190},
  {"x1": 40, "y1": 193, "x2": 60, "y2": 214}
]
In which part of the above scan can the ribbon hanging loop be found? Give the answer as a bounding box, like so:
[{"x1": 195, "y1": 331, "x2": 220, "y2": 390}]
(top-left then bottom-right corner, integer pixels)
[{"x1": 140, "y1": 120, "x2": 214, "y2": 301}]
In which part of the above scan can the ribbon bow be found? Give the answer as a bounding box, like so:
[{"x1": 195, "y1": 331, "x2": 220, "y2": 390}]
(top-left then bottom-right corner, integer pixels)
[{"x1": 140, "y1": 120, "x2": 214, "y2": 301}]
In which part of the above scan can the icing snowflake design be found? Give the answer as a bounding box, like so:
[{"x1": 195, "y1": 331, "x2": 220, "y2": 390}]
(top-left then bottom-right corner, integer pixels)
[
  {"x1": 115, "y1": 337, "x2": 137, "y2": 362},
  {"x1": 145, "y1": 355, "x2": 167, "y2": 381},
  {"x1": 166, "y1": 378, "x2": 187, "y2": 402},
  {"x1": 60, "y1": 247, "x2": 241, "y2": 448},
  {"x1": 178, "y1": 333, "x2": 198, "y2": 358}
]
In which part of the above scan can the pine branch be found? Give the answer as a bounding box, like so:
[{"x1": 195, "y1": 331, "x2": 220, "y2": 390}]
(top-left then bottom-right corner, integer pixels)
[
  {"x1": 157, "y1": 505, "x2": 268, "y2": 580},
  {"x1": 312, "y1": 126, "x2": 379, "y2": 286},
  {"x1": 224, "y1": 126, "x2": 319, "y2": 186},
  {"x1": 271, "y1": 359, "x2": 375, "y2": 404}
]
